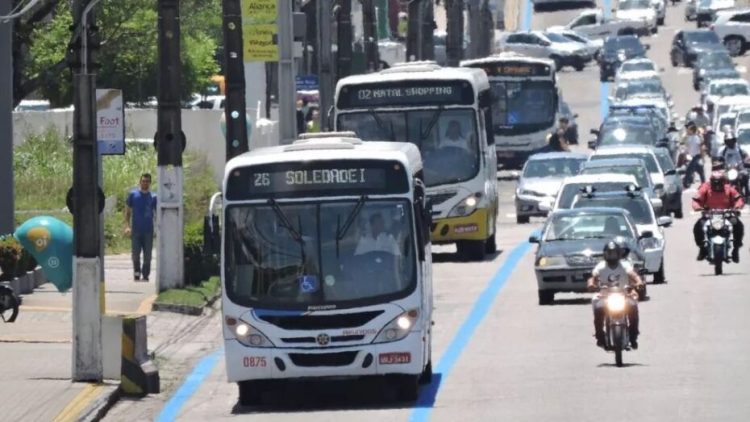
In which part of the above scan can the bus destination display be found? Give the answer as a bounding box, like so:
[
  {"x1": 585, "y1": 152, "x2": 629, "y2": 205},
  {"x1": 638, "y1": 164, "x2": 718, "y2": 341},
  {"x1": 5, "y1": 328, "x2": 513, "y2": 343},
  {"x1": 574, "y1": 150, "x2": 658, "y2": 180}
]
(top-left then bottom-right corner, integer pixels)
[
  {"x1": 475, "y1": 62, "x2": 552, "y2": 77},
  {"x1": 226, "y1": 160, "x2": 409, "y2": 199},
  {"x1": 337, "y1": 80, "x2": 474, "y2": 109}
]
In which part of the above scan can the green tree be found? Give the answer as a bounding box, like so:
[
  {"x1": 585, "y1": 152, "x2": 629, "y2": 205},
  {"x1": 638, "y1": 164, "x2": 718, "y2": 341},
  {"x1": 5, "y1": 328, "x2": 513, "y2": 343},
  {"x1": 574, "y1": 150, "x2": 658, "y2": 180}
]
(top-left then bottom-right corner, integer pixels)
[{"x1": 13, "y1": 0, "x2": 222, "y2": 107}]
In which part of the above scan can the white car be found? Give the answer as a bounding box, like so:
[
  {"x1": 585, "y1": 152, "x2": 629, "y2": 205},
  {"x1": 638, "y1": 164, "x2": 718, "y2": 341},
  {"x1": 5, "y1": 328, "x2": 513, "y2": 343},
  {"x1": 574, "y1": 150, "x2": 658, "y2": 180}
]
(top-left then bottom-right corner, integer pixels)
[
  {"x1": 702, "y1": 79, "x2": 750, "y2": 113},
  {"x1": 732, "y1": 107, "x2": 750, "y2": 131},
  {"x1": 616, "y1": 0, "x2": 659, "y2": 35},
  {"x1": 711, "y1": 8, "x2": 750, "y2": 56},
  {"x1": 498, "y1": 31, "x2": 592, "y2": 71},
  {"x1": 617, "y1": 57, "x2": 658, "y2": 75},
  {"x1": 546, "y1": 173, "x2": 641, "y2": 212},
  {"x1": 551, "y1": 8, "x2": 652, "y2": 40},
  {"x1": 735, "y1": 122, "x2": 750, "y2": 155},
  {"x1": 546, "y1": 28, "x2": 603, "y2": 59},
  {"x1": 711, "y1": 95, "x2": 750, "y2": 126},
  {"x1": 614, "y1": 69, "x2": 661, "y2": 87},
  {"x1": 613, "y1": 97, "x2": 673, "y2": 125}
]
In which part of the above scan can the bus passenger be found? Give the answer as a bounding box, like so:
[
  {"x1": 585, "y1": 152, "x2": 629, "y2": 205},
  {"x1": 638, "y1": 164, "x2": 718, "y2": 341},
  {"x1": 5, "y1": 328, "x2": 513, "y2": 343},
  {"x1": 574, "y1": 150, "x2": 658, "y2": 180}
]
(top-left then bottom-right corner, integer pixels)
[{"x1": 355, "y1": 213, "x2": 400, "y2": 255}]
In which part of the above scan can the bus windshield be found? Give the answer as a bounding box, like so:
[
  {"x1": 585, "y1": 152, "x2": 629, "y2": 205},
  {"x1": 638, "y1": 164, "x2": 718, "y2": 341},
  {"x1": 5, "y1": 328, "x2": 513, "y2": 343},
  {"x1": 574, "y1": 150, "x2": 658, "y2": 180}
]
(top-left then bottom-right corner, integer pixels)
[
  {"x1": 490, "y1": 80, "x2": 557, "y2": 135},
  {"x1": 337, "y1": 109, "x2": 479, "y2": 187},
  {"x1": 224, "y1": 199, "x2": 417, "y2": 310}
]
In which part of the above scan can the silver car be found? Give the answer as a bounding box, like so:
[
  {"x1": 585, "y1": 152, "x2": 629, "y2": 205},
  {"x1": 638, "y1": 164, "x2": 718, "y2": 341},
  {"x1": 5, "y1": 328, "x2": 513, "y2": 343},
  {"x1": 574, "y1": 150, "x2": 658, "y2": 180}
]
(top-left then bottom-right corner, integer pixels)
[
  {"x1": 515, "y1": 152, "x2": 589, "y2": 224},
  {"x1": 499, "y1": 31, "x2": 592, "y2": 71}
]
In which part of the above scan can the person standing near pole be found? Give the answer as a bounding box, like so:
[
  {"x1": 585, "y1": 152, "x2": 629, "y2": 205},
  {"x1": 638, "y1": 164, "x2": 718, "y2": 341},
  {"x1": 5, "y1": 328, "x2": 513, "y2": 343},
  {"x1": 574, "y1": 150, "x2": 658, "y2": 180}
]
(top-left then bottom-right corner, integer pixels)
[{"x1": 124, "y1": 173, "x2": 157, "y2": 281}]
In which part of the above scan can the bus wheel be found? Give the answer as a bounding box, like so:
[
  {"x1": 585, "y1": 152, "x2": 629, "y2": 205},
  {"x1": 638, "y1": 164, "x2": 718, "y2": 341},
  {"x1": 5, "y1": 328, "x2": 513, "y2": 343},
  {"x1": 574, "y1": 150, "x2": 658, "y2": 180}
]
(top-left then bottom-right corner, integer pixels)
[
  {"x1": 238, "y1": 380, "x2": 264, "y2": 407},
  {"x1": 420, "y1": 360, "x2": 433, "y2": 384},
  {"x1": 393, "y1": 374, "x2": 420, "y2": 402},
  {"x1": 457, "y1": 240, "x2": 486, "y2": 261},
  {"x1": 485, "y1": 232, "x2": 497, "y2": 254}
]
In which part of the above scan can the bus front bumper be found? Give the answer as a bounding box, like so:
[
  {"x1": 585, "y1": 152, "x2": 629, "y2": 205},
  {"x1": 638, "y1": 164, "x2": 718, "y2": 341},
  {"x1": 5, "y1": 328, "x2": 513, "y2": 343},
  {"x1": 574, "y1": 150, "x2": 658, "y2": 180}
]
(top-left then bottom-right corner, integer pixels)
[
  {"x1": 225, "y1": 331, "x2": 425, "y2": 382},
  {"x1": 430, "y1": 208, "x2": 489, "y2": 244}
]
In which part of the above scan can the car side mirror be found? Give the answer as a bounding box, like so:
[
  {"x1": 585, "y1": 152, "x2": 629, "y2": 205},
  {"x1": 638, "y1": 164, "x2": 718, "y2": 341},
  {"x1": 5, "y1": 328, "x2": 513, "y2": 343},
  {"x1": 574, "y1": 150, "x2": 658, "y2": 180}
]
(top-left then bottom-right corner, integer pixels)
[
  {"x1": 589, "y1": 128, "x2": 599, "y2": 135},
  {"x1": 645, "y1": 44, "x2": 651, "y2": 50},
  {"x1": 529, "y1": 229, "x2": 542, "y2": 244},
  {"x1": 664, "y1": 168, "x2": 676, "y2": 176},
  {"x1": 588, "y1": 140, "x2": 597, "y2": 150},
  {"x1": 639, "y1": 230, "x2": 654, "y2": 239},
  {"x1": 657, "y1": 216, "x2": 673, "y2": 227}
]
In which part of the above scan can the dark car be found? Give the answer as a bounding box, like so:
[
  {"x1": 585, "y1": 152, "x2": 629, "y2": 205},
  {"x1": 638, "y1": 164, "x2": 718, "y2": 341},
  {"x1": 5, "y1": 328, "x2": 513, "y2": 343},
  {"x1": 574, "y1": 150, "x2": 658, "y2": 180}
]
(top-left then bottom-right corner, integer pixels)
[
  {"x1": 670, "y1": 29, "x2": 725, "y2": 68},
  {"x1": 692, "y1": 50, "x2": 736, "y2": 90},
  {"x1": 599, "y1": 35, "x2": 648, "y2": 82},
  {"x1": 589, "y1": 118, "x2": 660, "y2": 149},
  {"x1": 529, "y1": 207, "x2": 649, "y2": 305}
]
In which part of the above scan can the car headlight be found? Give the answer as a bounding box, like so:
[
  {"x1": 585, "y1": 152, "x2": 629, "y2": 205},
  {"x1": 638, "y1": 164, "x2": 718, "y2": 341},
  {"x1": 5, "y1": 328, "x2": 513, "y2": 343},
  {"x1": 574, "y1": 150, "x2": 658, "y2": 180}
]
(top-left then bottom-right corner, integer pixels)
[
  {"x1": 607, "y1": 293, "x2": 627, "y2": 313},
  {"x1": 536, "y1": 255, "x2": 566, "y2": 268},
  {"x1": 639, "y1": 236, "x2": 663, "y2": 250},
  {"x1": 728, "y1": 168, "x2": 739, "y2": 181},
  {"x1": 617, "y1": 52, "x2": 627, "y2": 61},
  {"x1": 234, "y1": 323, "x2": 275, "y2": 348},
  {"x1": 373, "y1": 309, "x2": 419, "y2": 344},
  {"x1": 699, "y1": 69, "x2": 706, "y2": 76},
  {"x1": 448, "y1": 193, "x2": 481, "y2": 217},
  {"x1": 711, "y1": 216, "x2": 725, "y2": 231}
]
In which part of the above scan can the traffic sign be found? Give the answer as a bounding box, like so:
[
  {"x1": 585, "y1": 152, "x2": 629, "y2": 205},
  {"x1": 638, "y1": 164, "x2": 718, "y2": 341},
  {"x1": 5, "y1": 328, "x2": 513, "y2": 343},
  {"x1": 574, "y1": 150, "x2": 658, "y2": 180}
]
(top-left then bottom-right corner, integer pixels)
[
  {"x1": 296, "y1": 75, "x2": 319, "y2": 91},
  {"x1": 96, "y1": 89, "x2": 125, "y2": 155}
]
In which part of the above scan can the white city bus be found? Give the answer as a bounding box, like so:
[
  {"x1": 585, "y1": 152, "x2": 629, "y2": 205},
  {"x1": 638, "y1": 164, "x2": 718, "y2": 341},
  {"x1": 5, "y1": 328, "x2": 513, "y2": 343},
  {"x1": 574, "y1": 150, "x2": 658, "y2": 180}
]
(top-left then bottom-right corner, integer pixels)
[
  {"x1": 212, "y1": 133, "x2": 433, "y2": 405},
  {"x1": 334, "y1": 63, "x2": 498, "y2": 260},
  {"x1": 462, "y1": 53, "x2": 561, "y2": 170}
]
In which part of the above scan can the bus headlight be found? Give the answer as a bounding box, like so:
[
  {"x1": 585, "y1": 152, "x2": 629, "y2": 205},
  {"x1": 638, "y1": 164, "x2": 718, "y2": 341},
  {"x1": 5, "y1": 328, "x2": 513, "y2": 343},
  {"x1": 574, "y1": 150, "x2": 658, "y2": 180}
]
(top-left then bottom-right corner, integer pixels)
[
  {"x1": 448, "y1": 193, "x2": 481, "y2": 217},
  {"x1": 235, "y1": 323, "x2": 275, "y2": 348},
  {"x1": 373, "y1": 309, "x2": 419, "y2": 344}
]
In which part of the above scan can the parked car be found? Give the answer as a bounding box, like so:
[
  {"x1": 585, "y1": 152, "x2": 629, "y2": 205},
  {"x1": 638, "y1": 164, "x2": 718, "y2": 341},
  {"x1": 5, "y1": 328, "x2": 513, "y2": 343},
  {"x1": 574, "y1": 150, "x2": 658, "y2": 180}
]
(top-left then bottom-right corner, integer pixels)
[
  {"x1": 670, "y1": 29, "x2": 725, "y2": 67},
  {"x1": 549, "y1": 8, "x2": 651, "y2": 40}
]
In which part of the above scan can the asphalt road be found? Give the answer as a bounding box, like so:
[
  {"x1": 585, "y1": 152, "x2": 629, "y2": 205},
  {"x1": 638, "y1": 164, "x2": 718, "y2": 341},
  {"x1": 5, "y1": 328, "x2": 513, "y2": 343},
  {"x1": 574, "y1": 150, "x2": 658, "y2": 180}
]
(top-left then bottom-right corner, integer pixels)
[{"x1": 105, "y1": 2, "x2": 750, "y2": 421}]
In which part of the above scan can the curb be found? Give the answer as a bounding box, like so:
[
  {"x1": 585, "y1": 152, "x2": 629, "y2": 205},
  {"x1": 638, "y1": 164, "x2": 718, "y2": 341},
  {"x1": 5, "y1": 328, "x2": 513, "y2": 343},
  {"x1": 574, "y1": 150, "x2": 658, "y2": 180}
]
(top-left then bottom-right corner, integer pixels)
[
  {"x1": 152, "y1": 293, "x2": 220, "y2": 316},
  {"x1": 80, "y1": 385, "x2": 122, "y2": 422}
]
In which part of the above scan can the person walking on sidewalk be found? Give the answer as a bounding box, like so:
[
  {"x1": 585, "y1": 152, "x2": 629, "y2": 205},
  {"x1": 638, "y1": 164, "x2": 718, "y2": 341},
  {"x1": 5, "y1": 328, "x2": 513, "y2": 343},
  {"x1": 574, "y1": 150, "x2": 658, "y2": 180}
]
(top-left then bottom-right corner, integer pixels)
[{"x1": 124, "y1": 173, "x2": 157, "y2": 281}]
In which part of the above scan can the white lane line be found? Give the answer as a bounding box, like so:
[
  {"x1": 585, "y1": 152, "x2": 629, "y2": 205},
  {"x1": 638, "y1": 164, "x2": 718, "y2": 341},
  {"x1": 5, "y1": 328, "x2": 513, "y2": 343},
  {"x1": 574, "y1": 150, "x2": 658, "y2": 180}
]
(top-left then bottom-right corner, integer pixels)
[{"x1": 506, "y1": 213, "x2": 517, "y2": 218}]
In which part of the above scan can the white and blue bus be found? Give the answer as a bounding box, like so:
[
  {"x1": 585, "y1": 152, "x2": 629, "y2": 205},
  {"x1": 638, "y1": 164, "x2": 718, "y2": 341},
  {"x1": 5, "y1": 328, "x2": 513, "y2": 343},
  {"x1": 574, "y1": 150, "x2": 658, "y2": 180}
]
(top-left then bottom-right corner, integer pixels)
[
  {"x1": 462, "y1": 53, "x2": 561, "y2": 169},
  {"x1": 211, "y1": 133, "x2": 434, "y2": 405}
]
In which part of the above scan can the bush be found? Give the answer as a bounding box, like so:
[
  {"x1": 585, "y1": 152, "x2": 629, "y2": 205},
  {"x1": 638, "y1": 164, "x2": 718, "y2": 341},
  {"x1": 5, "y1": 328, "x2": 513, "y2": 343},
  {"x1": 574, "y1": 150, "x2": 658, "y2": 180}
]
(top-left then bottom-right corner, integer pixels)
[
  {"x1": 184, "y1": 221, "x2": 219, "y2": 286},
  {"x1": 0, "y1": 235, "x2": 23, "y2": 281}
]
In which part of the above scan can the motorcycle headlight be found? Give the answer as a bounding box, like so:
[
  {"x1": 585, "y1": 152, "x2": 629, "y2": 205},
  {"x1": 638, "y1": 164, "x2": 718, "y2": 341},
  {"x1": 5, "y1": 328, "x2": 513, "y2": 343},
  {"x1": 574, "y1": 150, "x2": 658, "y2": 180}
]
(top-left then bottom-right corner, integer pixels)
[
  {"x1": 640, "y1": 236, "x2": 662, "y2": 250},
  {"x1": 448, "y1": 193, "x2": 481, "y2": 217},
  {"x1": 536, "y1": 255, "x2": 566, "y2": 268},
  {"x1": 728, "y1": 168, "x2": 739, "y2": 181},
  {"x1": 607, "y1": 293, "x2": 627, "y2": 312},
  {"x1": 234, "y1": 323, "x2": 275, "y2": 348},
  {"x1": 711, "y1": 216, "x2": 725, "y2": 231},
  {"x1": 373, "y1": 309, "x2": 419, "y2": 344}
]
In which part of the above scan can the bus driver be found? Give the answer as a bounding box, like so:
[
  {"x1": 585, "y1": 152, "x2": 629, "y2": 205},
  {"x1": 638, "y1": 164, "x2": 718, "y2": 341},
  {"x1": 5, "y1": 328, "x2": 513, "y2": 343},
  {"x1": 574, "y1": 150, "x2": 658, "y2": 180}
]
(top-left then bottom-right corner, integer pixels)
[{"x1": 355, "y1": 213, "x2": 400, "y2": 255}]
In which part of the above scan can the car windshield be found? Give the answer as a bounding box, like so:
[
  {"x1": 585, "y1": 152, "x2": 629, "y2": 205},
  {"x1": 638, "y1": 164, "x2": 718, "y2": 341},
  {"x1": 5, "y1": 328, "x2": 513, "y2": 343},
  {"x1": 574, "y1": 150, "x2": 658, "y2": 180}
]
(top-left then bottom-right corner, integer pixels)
[
  {"x1": 709, "y1": 83, "x2": 749, "y2": 97},
  {"x1": 581, "y1": 165, "x2": 651, "y2": 188},
  {"x1": 337, "y1": 109, "x2": 478, "y2": 187},
  {"x1": 738, "y1": 129, "x2": 750, "y2": 145},
  {"x1": 557, "y1": 182, "x2": 637, "y2": 209},
  {"x1": 562, "y1": 32, "x2": 588, "y2": 43},
  {"x1": 544, "y1": 32, "x2": 572, "y2": 43},
  {"x1": 599, "y1": 125, "x2": 657, "y2": 146},
  {"x1": 616, "y1": 81, "x2": 664, "y2": 99},
  {"x1": 490, "y1": 80, "x2": 557, "y2": 135},
  {"x1": 654, "y1": 149, "x2": 676, "y2": 172},
  {"x1": 224, "y1": 200, "x2": 416, "y2": 310},
  {"x1": 604, "y1": 37, "x2": 645, "y2": 55},
  {"x1": 591, "y1": 152, "x2": 659, "y2": 173},
  {"x1": 697, "y1": 53, "x2": 733, "y2": 69},
  {"x1": 622, "y1": 61, "x2": 655, "y2": 72},
  {"x1": 619, "y1": 0, "x2": 652, "y2": 9},
  {"x1": 523, "y1": 158, "x2": 585, "y2": 178},
  {"x1": 544, "y1": 213, "x2": 634, "y2": 241},
  {"x1": 736, "y1": 112, "x2": 750, "y2": 125},
  {"x1": 685, "y1": 31, "x2": 720, "y2": 44},
  {"x1": 572, "y1": 198, "x2": 654, "y2": 225}
]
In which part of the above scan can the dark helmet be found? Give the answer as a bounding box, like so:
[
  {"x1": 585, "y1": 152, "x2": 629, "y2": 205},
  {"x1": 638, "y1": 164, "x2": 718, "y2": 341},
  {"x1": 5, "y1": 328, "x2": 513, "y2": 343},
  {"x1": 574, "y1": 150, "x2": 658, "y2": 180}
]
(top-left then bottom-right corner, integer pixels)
[
  {"x1": 603, "y1": 241, "x2": 622, "y2": 265},
  {"x1": 710, "y1": 170, "x2": 727, "y2": 192},
  {"x1": 613, "y1": 236, "x2": 631, "y2": 259}
]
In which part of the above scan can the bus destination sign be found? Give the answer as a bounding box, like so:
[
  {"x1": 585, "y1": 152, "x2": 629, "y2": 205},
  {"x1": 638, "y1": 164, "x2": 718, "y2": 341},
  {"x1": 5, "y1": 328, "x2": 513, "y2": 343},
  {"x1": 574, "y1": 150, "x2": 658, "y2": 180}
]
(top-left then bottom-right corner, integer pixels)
[
  {"x1": 474, "y1": 62, "x2": 552, "y2": 77},
  {"x1": 226, "y1": 160, "x2": 409, "y2": 200},
  {"x1": 337, "y1": 80, "x2": 474, "y2": 109}
]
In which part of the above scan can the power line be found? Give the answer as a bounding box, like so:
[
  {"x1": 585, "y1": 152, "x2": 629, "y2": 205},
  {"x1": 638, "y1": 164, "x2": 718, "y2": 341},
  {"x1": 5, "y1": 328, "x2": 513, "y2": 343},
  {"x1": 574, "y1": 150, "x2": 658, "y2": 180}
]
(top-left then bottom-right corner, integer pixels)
[{"x1": 0, "y1": 0, "x2": 44, "y2": 22}]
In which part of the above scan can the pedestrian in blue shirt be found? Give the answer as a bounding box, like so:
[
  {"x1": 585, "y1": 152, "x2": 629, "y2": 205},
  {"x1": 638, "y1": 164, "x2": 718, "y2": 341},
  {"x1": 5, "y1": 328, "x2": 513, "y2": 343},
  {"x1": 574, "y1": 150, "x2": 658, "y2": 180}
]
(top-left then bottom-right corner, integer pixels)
[{"x1": 124, "y1": 173, "x2": 157, "y2": 281}]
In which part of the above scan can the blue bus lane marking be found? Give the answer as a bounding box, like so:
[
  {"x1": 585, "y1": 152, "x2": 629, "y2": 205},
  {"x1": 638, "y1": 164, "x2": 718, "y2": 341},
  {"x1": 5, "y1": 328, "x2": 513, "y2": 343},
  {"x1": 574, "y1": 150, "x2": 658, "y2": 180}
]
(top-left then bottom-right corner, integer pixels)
[
  {"x1": 156, "y1": 349, "x2": 223, "y2": 422},
  {"x1": 410, "y1": 241, "x2": 533, "y2": 422}
]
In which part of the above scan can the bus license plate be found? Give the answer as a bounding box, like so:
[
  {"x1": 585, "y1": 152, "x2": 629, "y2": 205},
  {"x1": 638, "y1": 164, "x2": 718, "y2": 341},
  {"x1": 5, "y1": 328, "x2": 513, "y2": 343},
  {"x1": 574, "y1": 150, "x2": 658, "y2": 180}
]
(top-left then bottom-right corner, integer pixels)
[{"x1": 379, "y1": 352, "x2": 411, "y2": 365}]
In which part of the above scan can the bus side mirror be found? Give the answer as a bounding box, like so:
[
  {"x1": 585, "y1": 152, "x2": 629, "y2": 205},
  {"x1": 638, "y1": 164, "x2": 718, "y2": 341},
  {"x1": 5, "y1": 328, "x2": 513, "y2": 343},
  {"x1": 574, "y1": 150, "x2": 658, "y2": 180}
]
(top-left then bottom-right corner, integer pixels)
[
  {"x1": 326, "y1": 106, "x2": 335, "y2": 130},
  {"x1": 204, "y1": 192, "x2": 222, "y2": 255}
]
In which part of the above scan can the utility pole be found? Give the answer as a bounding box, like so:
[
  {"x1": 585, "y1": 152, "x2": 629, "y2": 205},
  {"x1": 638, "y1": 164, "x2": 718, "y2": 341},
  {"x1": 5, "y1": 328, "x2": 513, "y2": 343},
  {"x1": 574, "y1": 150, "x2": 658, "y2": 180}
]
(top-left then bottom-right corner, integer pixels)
[
  {"x1": 278, "y1": 0, "x2": 297, "y2": 144},
  {"x1": 362, "y1": 0, "x2": 379, "y2": 71},
  {"x1": 336, "y1": 0, "x2": 353, "y2": 80},
  {"x1": 155, "y1": 0, "x2": 184, "y2": 291},
  {"x1": 70, "y1": 0, "x2": 103, "y2": 382},
  {"x1": 317, "y1": 0, "x2": 334, "y2": 130},
  {"x1": 222, "y1": 0, "x2": 249, "y2": 160},
  {"x1": 467, "y1": 0, "x2": 480, "y2": 59},
  {"x1": 420, "y1": 0, "x2": 435, "y2": 61},
  {"x1": 0, "y1": 2, "x2": 13, "y2": 235},
  {"x1": 478, "y1": 0, "x2": 493, "y2": 57},
  {"x1": 445, "y1": 0, "x2": 464, "y2": 66},
  {"x1": 406, "y1": 0, "x2": 421, "y2": 60}
]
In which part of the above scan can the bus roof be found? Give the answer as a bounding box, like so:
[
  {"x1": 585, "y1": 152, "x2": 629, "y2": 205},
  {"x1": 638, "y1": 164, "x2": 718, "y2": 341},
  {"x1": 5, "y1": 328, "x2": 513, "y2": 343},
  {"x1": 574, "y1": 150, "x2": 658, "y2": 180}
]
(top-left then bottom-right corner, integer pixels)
[
  {"x1": 460, "y1": 52, "x2": 554, "y2": 68},
  {"x1": 225, "y1": 133, "x2": 423, "y2": 177},
  {"x1": 335, "y1": 62, "x2": 489, "y2": 93}
]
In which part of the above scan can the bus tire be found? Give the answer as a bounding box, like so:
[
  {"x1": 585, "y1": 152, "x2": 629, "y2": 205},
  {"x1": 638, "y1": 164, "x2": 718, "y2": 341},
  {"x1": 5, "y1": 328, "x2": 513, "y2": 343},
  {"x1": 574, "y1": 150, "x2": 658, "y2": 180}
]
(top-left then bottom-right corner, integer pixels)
[
  {"x1": 420, "y1": 360, "x2": 433, "y2": 384},
  {"x1": 457, "y1": 240, "x2": 486, "y2": 261},
  {"x1": 485, "y1": 231, "x2": 497, "y2": 254},
  {"x1": 238, "y1": 380, "x2": 264, "y2": 407},
  {"x1": 393, "y1": 374, "x2": 420, "y2": 402}
]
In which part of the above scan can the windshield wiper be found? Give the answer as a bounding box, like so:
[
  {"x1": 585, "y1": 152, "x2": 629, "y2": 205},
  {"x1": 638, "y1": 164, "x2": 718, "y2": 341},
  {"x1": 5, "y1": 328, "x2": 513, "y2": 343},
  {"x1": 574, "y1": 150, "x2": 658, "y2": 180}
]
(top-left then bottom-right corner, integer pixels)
[
  {"x1": 421, "y1": 107, "x2": 444, "y2": 140},
  {"x1": 268, "y1": 199, "x2": 303, "y2": 243},
  {"x1": 369, "y1": 109, "x2": 395, "y2": 141},
  {"x1": 336, "y1": 195, "x2": 367, "y2": 241},
  {"x1": 581, "y1": 235, "x2": 610, "y2": 239}
]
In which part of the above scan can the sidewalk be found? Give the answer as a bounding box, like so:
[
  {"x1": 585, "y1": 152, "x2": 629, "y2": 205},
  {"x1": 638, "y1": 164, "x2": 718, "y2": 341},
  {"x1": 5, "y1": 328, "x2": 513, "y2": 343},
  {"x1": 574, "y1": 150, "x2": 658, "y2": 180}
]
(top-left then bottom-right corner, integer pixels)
[{"x1": 0, "y1": 254, "x2": 156, "y2": 422}]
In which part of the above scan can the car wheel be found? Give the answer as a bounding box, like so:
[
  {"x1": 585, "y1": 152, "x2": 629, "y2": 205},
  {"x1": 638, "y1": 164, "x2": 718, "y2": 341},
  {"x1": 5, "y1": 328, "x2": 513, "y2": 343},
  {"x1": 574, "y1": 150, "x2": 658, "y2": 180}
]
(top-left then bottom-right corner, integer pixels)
[
  {"x1": 538, "y1": 290, "x2": 555, "y2": 305},
  {"x1": 653, "y1": 260, "x2": 666, "y2": 284},
  {"x1": 658, "y1": 17, "x2": 665, "y2": 26},
  {"x1": 516, "y1": 214, "x2": 530, "y2": 224},
  {"x1": 550, "y1": 55, "x2": 563, "y2": 71},
  {"x1": 724, "y1": 36, "x2": 745, "y2": 57},
  {"x1": 574, "y1": 60, "x2": 585, "y2": 71},
  {"x1": 674, "y1": 208, "x2": 684, "y2": 219},
  {"x1": 652, "y1": 25, "x2": 658, "y2": 34},
  {"x1": 671, "y1": 53, "x2": 678, "y2": 67}
]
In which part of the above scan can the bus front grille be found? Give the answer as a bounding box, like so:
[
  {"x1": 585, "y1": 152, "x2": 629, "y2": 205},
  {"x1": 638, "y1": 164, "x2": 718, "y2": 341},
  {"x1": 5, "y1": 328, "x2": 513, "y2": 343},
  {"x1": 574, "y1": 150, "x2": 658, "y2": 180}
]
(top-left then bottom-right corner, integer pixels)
[
  {"x1": 427, "y1": 192, "x2": 457, "y2": 206},
  {"x1": 258, "y1": 311, "x2": 384, "y2": 330},
  {"x1": 289, "y1": 351, "x2": 358, "y2": 367},
  {"x1": 281, "y1": 335, "x2": 366, "y2": 344}
]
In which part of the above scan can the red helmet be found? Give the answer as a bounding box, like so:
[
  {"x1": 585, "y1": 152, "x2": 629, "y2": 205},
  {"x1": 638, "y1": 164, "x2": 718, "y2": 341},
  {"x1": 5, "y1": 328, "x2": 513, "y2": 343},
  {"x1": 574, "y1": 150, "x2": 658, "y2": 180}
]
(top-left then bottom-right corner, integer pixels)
[{"x1": 710, "y1": 170, "x2": 726, "y2": 192}]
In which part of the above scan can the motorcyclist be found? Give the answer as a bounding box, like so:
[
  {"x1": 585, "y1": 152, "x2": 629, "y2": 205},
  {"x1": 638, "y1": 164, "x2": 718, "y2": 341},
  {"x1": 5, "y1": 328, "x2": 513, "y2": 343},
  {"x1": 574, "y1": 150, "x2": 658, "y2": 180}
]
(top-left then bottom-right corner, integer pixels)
[
  {"x1": 692, "y1": 170, "x2": 745, "y2": 262},
  {"x1": 682, "y1": 121, "x2": 706, "y2": 187},
  {"x1": 686, "y1": 104, "x2": 710, "y2": 130},
  {"x1": 587, "y1": 241, "x2": 644, "y2": 349}
]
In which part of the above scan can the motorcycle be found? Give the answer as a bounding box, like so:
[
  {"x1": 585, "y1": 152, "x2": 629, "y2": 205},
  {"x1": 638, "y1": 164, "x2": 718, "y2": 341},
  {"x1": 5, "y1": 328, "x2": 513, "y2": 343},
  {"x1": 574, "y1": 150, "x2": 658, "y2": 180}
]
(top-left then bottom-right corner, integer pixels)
[
  {"x1": 725, "y1": 162, "x2": 750, "y2": 200},
  {"x1": 599, "y1": 285, "x2": 635, "y2": 367},
  {"x1": 702, "y1": 209, "x2": 738, "y2": 275},
  {"x1": 0, "y1": 283, "x2": 19, "y2": 323}
]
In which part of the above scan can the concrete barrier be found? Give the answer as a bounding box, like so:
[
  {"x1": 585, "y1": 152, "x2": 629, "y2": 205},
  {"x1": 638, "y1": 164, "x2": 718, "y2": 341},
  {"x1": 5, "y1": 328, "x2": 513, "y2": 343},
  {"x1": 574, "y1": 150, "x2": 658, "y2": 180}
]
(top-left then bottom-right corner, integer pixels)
[
  {"x1": 121, "y1": 315, "x2": 160, "y2": 396},
  {"x1": 33, "y1": 266, "x2": 48, "y2": 287},
  {"x1": 103, "y1": 315, "x2": 123, "y2": 380}
]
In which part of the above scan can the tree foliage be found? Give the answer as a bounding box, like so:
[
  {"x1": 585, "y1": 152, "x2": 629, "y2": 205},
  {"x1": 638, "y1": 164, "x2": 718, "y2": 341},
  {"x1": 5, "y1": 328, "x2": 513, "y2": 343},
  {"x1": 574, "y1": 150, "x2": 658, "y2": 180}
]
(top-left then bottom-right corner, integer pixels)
[{"x1": 13, "y1": 0, "x2": 222, "y2": 107}]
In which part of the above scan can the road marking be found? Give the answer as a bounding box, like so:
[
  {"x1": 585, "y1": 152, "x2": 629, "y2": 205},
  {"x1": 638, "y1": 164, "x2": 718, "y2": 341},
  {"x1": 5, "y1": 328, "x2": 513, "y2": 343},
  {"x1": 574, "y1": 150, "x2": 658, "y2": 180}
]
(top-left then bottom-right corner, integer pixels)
[
  {"x1": 156, "y1": 349, "x2": 223, "y2": 422},
  {"x1": 410, "y1": 241, "x2": 532, "y2": 421},
  {"x1": 600, "y1": 82, "x2": 609, "y2": 120},
  {"x1": 19, "y1": 304, "x2": 147, "y2": 315},
  {"x1": 505, "y1": 213, "x2": 517, "y2": 218},
  {"x1": 53, "y1": 383, "x2": 106, "y2": 422}
]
